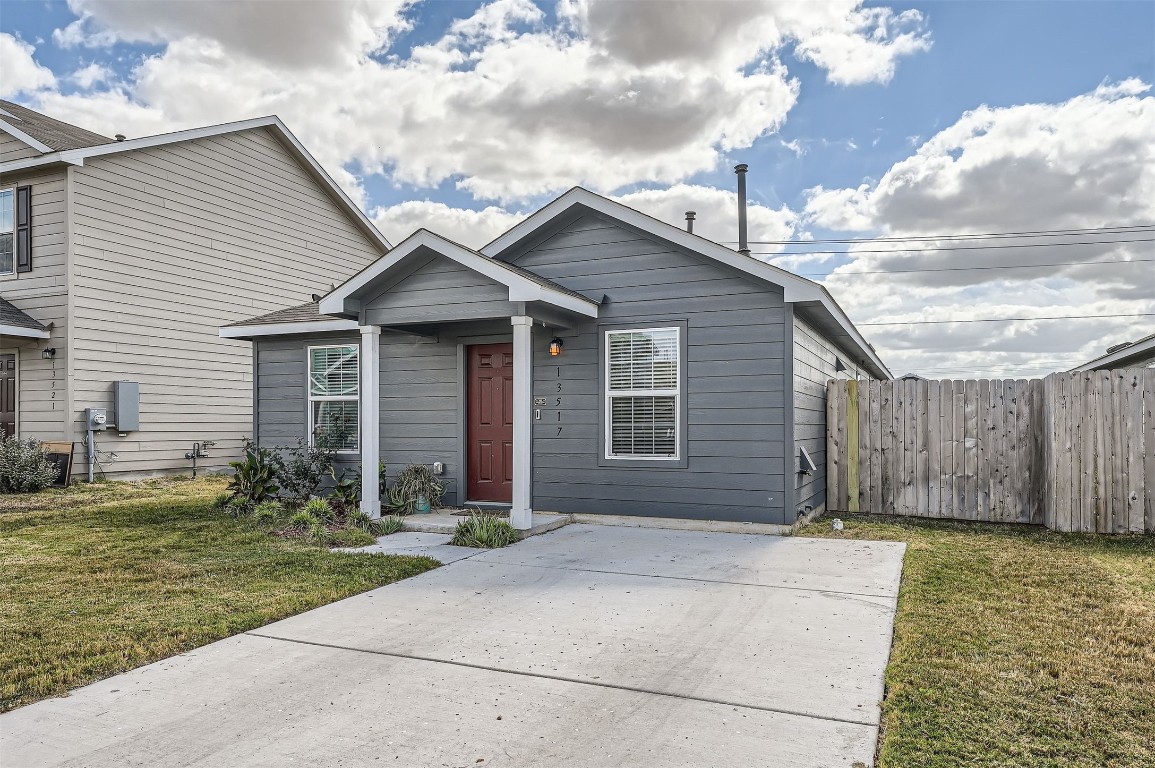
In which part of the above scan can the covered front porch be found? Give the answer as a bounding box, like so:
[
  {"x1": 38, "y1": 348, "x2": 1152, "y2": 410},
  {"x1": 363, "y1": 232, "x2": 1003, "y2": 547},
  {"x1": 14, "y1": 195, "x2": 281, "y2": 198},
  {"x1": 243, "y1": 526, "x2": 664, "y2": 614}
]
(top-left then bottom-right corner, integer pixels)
[{"x1": 317, "y1": 229, "x2": 600, "y2": 530}]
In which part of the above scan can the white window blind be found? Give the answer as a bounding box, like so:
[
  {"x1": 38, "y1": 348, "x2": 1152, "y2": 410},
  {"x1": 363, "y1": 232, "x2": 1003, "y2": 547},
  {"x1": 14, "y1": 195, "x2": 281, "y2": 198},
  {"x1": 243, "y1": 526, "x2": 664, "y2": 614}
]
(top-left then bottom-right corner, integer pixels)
[
  {"x1": 308, "y1": 345, "x2": 359, "y2": 451},
  {"x1": 605, "y1": 328, "x2": 679, "y2": 459}
]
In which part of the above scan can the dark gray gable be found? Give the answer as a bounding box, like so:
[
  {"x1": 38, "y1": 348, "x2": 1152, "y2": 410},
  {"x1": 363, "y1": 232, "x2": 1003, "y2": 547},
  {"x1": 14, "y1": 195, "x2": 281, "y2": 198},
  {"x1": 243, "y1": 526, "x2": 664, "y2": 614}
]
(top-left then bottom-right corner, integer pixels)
[
  {"x1": 499, "y1": 211, "x2": 784, "y2": 311},
  {"x1": 361, "y1": 251, "x2": 516, "y2": 324}
]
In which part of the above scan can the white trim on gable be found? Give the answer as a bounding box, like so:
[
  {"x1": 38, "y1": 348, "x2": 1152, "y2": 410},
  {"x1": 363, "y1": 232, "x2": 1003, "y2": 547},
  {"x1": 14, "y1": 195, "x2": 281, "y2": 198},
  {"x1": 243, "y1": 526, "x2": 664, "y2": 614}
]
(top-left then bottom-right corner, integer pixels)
[
  {"x1": 319, "y1": 229, "x2": 600, "y2": 319},
  {"x1": 219, "y1": 319, "x2": 359, "y2": 339},
  {"x1": 0, "y1": 118, "x2": 53, "y2": 154},
  {"x1": 0, "y1": 323, "x2": 51, "y2": 339},
  {"x1": 0, "y1": 116, "x2": 392, "y2": 252},
  {"x1": 480, "y1": 187, "x2": 891, "y2": 379}
]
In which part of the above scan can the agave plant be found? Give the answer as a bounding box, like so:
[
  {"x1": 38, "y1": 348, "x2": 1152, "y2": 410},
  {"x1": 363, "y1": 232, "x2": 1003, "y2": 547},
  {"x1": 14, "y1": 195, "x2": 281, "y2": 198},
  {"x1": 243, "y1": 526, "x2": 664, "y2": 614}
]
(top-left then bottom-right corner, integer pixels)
[{"x1": 227, "y1": 441, "x2": 279, "y2": 505}]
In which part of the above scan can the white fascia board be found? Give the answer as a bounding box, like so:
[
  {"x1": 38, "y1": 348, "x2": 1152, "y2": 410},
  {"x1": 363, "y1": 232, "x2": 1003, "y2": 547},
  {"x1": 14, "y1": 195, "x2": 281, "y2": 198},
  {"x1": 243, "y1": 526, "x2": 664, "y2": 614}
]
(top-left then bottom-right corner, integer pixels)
[
  {"x1": 0, "y1": 118, "x2": 52, "y2": 154},
  {"x1": 321, "y1": 229, "x2": 598, "y2": 318},
  {"x1": 218, "y1": 319, "x2": 359, "y2": 339},
  {"x1": 481, "y1": 187, "x2": 822, "y2": 303},
  {"x1": 0, "y1": 323, "x2": 51, "y2": 339},
  {"x1": 1071, "y1": 334, "x2": 1155, "y2": 371},
  {"x1": 479, "y1": 187, "x2": 892, "y2": 371},
  {"x1": 811, "y1": 287, "x2": 892, "y2": 379}
]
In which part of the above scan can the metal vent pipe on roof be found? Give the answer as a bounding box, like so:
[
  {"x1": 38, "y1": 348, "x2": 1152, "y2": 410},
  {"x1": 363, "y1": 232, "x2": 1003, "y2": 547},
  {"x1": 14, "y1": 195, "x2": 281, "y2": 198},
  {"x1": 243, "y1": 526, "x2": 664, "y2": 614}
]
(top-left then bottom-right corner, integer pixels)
[
  {"x1": 684, "y1": 211, "x2": 696, "y2": 234},
  {"x1": 114, "y1": 134, "x2": 126, "y2": 142},
  {"x1": 734, "y1": 163, "x2": 749, "y2": 255}
]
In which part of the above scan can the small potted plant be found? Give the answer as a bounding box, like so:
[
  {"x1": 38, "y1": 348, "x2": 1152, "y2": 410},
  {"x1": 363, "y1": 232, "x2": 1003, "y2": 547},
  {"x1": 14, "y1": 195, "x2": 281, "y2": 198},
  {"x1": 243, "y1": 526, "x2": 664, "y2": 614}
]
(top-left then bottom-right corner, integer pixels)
[{"x1": 388, "y1": 463, "x2": 445, "y2": 515}]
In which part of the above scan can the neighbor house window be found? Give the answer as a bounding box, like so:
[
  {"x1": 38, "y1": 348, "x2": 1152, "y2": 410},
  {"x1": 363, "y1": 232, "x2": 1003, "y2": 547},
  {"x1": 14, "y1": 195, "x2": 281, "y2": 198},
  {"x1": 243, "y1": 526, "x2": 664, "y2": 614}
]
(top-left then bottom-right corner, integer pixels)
[
  {"x1": 605, "y1": 327, "x2": 680, "y2": 460},
  {"x1": 308, "y1": 344, "x2": 359, "y2": 452},
  {"x1": 0, "y1": 189, "x2": 13, "y2": 275}
]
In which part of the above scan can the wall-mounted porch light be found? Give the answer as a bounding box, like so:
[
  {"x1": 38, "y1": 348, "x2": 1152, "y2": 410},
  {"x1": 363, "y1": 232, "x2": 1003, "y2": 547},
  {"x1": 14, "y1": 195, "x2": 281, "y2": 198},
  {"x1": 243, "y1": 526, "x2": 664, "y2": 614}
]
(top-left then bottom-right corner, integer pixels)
[
  {"x1": 42, "y1": 348, "x2": 56, "y2": 360},
  {"x1": 549, "y1": 337, "x2": 564, "y2": 357}
]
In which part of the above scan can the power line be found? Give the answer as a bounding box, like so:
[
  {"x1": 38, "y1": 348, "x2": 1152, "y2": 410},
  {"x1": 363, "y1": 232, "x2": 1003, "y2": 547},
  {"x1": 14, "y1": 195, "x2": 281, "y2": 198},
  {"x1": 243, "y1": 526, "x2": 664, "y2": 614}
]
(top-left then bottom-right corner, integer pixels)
[
  {"x1": 751, "y1": 236, "x2": 1155, "y2": 257},
  {"x1": 785, "y1": 257, "x2": 1155, "y2": 276},
  {"x1": 724, "y1": 223, "x2": 1155, "y2": 245},
  {"x1": 857, "y1": 312, "x2": 1155, "y2": 327}
]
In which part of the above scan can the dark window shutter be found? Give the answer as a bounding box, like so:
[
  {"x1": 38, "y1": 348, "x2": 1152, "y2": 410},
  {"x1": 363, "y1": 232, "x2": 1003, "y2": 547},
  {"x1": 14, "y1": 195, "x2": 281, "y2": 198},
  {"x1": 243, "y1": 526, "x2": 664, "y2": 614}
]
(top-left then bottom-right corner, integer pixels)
[{"x1": 15, "y1": 186, "x2": 31, "y2": 273}]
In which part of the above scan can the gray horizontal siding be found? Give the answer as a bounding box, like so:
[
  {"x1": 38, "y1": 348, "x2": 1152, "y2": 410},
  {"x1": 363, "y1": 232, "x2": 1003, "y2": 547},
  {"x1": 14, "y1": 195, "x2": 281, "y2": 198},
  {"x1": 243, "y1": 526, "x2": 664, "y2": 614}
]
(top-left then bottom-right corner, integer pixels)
[
  {"x1": 255, "y1": 332, "x2": 466, "y2": 504},
  {"x1": 792, "y1": 313, "x2": 872, "y2": 514},
  {"x1": 512, "y1": 213, "x2": 789, "y2": 524}
]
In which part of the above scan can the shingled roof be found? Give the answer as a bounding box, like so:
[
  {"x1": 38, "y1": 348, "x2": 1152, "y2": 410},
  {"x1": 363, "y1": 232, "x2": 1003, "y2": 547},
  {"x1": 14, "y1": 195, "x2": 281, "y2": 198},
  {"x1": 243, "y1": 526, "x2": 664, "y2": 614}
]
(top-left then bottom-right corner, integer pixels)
[
  {"x1": 0, "y1": 296, "x2": 47, "y2": 332},
  {"x1": 224, "y1": 302, "x2": 329, "y2": 327},
  {"x1": 0, "y1": 100, "x2": 114, "y2": 152}
]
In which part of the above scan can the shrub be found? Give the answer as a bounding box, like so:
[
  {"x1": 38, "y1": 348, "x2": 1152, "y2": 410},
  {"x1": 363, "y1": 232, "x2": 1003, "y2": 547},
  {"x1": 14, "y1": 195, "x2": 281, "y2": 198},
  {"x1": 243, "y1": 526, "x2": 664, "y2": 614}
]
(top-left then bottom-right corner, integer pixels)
[
  {"x1": 223, "y1": 499, "x2": 250, "y2": 518},
  {"x1": 302, "y1": 497, "x2": 335, "y2": 524},
  {"x1": 328, "y1": 528, "x2": 376, "y2": 548},
  {"x1": 375, "y1": 515, "x2": 404, "y2": 536},
  {"x1": 450, "y1": 512, "x2": 519, "y2": 548},
  {"x1": 273, "y1": 437, "x2": 337, "y2": 507},
  {"x1": 345, "y1": 509, "x2": 374, "y2": 532},
  {"x1": 252, "y1": 500, "x2": 284, "y2": 526},
  {"x1": 211, "y1": 492, "x2": 233, "y2": 510},
  {"x1": 0, "y1": 433, "x2": 59, "y2": 493},
  {"x1": 306, "y1": 520, "x2": 330, "y2": 546},
  {"x1": 288, "y1": 510, "x2": 317, "y2": 530},
  {"x1": 387, "y1": 464, "x2": 445, "y2": 515},
  {"x1": 227, "y1": 441, "x2": 279, "y2": 505}
]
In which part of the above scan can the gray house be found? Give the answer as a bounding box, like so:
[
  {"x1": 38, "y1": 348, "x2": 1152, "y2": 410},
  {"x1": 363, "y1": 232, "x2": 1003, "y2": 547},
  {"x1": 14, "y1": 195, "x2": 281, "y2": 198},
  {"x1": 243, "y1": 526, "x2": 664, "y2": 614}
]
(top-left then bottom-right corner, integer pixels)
[
  {"x1": 222, "y1": 188, "x2": 890, "y2": 527},
  {"x1": 0, "y1": 101, "x2": 390, "y2": 477}
]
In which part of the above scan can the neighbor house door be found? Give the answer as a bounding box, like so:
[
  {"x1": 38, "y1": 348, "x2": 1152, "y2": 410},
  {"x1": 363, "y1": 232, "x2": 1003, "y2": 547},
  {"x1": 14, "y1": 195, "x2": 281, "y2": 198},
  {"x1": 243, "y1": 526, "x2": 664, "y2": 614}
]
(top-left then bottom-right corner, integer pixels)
[
  {"x1": 0, "y1": 354, "x2": 15, "y2": 437},
  {"x1": 467, "y1": 343, "x2": 514, "y2": 503}
]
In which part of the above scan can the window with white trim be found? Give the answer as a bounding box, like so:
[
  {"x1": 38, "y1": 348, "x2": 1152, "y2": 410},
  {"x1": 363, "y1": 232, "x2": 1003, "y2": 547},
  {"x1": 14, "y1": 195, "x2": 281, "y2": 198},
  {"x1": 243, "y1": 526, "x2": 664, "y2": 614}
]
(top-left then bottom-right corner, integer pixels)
[
  {"x1": 0, "y1": 189, "x2": 13, "y2": 275},
  {"x1": 308, "y1": 344, "x2": 359, "y2": 452},
  {"x1": 605, "y1": 327, "x2": 680, "y2": 459}
]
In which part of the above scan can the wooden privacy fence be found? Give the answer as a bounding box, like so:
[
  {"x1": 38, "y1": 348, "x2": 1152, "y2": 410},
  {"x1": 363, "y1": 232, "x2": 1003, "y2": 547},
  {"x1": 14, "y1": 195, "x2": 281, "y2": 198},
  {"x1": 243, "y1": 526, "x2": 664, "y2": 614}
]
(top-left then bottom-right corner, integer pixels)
[{"x1": 827, "y1": 370, "x2": 1155, "y2": 533}]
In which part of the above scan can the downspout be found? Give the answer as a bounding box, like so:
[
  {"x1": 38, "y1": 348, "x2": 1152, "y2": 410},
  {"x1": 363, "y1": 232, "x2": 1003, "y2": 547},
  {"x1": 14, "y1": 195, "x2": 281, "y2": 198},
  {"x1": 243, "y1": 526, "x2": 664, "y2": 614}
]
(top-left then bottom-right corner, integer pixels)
[{"x1": 782, "y1": 303, "x2": 797, "y2": 526}]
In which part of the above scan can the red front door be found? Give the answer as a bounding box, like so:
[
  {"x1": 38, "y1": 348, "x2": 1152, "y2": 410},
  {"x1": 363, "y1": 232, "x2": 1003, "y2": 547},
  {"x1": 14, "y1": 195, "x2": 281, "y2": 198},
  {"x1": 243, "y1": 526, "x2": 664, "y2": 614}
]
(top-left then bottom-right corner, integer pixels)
[{"x1": 467, "y1": 343, "x2": 514, "y2": 502}]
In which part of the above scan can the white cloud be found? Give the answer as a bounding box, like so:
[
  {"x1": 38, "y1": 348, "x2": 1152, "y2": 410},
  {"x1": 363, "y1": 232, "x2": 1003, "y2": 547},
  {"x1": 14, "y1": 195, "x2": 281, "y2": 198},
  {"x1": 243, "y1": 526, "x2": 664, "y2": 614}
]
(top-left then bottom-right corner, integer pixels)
[
  {"x1": 70, "y1": 62, "x2": 112, "y2": 88},
  {"x1": 31, "y1": 0, "x2": 925, "y2": 206},
  {"x1": 371, "y1": 183, "x2": 798, "y2": 252},
  {"x1": 0, "y1": 34, "x2": 56, "y2": 97},
  {"x1": 792, "y1": 7, "x2": 931, "y2": 86},
  {"x1": 803, "y1": 81, "x2": 1155, "y2": 377},
  {"x1": 371, "y1": 199, "x2": 525, "y2": 249},
  {"x1": 55, "y1": 0, "x2": 415, "y2": 67}
]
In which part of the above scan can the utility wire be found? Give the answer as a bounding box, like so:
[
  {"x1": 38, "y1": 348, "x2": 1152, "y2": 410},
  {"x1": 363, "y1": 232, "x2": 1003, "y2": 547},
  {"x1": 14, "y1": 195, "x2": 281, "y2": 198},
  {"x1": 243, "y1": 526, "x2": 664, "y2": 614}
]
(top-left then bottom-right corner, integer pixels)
[
  {"x1": 751, "y1": 236, "x2": 1155, "y2": 257},
  {"x1": 723, "y1": 223, "x2": 1155, "y2": 245},
  {"x1": 857, "y1": 312, "x2": 1155, "y2": 327},
  {"x1": 785, "y1": 257, "x2": 1155, "y2": 276}
]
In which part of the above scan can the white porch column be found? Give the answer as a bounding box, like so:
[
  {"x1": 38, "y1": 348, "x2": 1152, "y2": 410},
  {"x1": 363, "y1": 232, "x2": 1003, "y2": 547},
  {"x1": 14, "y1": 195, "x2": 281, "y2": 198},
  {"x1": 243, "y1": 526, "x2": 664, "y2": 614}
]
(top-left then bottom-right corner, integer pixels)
[
  {"x1": 510, "y1": 315, "x2": 534, "y2": 530},
  {"x1": 359, "y1": 325, "x2": 381, "y2": 518}
]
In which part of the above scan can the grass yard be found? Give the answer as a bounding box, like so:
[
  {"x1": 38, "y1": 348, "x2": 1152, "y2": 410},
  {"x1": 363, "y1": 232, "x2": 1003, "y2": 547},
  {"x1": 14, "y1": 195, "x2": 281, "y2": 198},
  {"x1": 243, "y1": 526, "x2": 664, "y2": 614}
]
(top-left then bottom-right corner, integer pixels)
[
  {"x1": 0, "y1": 476, "x2": 438, "y2": 712},
  {"x1": 798, "y1": 514, "x2": 1155, "y2": 768}
]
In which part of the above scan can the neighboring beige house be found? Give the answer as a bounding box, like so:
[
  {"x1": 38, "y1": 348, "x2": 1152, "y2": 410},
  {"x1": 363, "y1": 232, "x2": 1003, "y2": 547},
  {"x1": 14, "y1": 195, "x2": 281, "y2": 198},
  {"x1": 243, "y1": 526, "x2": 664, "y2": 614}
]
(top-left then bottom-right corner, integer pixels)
[
  {"x1": 1072, "y1": 331, "x2": 1155, "y2": 371},
  {"x1": 0, "y1": 100, "x2": 390, "y2": 478}
]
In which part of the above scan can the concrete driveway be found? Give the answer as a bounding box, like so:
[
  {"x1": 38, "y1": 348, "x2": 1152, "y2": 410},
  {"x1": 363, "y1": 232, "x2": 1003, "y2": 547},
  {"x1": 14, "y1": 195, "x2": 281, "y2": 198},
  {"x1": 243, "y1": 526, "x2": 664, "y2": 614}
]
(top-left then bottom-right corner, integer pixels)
[{"x1": 2, "y1": 525, "x2": 905, "y2": 768}]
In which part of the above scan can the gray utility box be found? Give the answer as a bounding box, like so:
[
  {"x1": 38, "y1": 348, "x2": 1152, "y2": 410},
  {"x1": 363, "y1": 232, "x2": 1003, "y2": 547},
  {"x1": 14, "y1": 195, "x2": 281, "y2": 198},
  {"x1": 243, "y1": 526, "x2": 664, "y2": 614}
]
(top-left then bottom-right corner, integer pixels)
[{"x1": 114, "y1": 381, "x2": 140, "y2": 432}]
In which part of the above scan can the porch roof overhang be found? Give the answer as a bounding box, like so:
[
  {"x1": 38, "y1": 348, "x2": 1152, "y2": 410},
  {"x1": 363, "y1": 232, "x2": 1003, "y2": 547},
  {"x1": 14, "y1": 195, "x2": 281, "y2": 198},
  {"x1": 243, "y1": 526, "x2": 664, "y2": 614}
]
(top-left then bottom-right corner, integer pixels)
[
  {"x1": 0, "y1": 297, "x2": 51, "y2": 339},
  {"x1": 318, "y1": 229, "x2": 600, "y2": 324}
]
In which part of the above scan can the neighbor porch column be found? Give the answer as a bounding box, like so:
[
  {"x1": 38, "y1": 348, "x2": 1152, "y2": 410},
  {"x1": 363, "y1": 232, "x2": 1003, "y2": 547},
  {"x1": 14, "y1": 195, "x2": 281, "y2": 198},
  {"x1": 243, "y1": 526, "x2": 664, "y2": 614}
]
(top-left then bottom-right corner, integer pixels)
[
  {"x1": 360, "y1": 325, "x2": 381, "y2": 518},
  {"x1": 510, "y1": 315, "x2": 534, "y2": 530}
]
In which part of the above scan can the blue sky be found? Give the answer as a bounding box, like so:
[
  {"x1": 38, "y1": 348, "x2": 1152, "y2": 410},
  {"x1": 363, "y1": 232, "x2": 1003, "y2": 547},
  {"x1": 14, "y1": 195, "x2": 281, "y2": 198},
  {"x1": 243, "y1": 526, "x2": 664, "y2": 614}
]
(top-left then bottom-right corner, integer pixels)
[{"x1": 1, "y1": 0, "x2": 1152, "y2": 376}]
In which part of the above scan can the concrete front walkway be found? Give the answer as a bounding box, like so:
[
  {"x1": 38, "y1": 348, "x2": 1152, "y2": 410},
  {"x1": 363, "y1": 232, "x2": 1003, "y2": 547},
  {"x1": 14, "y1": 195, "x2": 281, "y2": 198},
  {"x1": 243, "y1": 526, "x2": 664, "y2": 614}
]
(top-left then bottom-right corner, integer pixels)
[{"x1": 2, "y1": 525, "x2": 905, "y2": 768}]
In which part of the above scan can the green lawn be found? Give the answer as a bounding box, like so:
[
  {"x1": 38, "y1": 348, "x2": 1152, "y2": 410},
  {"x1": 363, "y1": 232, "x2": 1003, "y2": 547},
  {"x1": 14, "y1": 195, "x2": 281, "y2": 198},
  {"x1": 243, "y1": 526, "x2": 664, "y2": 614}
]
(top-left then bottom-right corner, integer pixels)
[
  {"x1": 0, "y1": 476, "x2": 438, "y2": 712},
  {"x1": 798, "y1": 514, "x2": 1155, "y2": 768}
]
